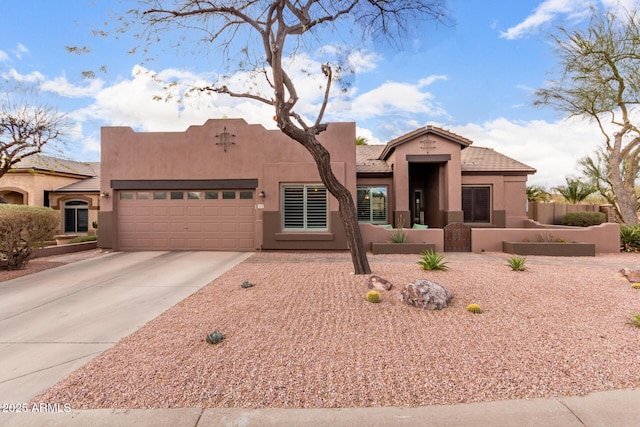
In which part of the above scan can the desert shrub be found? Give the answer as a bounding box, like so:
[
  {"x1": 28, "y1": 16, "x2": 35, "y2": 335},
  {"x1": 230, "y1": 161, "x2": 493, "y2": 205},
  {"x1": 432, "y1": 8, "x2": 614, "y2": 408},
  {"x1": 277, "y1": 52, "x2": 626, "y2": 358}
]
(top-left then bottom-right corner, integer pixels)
[
  {"x1": 631, "y1": 283, "x2": 640, "y2": 290},
  {"x1": 69, "y1": 235, "x2": 97, "y2": 243},
  {"x1": 0, "y1": 205, "x2": 59, "y2": 270},
  {"x1": 206, "y1": 331, "x2": 225, "y2": 344},
  {"x1": 506, "y1": 255, "x2": 527, "y2": 271},
  {"x1": 620, "y1": 225, "x2": 640, "y2": 252},
  {"x1": 417, "y1": 250, "x2": 449, "y2": 271},
  {"x1": 628, "y1": 314, "x2": 640, "y2": 328},
  {"x1": 366, "y1": 290, "x2": 381, "y2": 303},
  {"x1": 466, "y1": 303, "x2": 483, "y2": 314},
  {"x1": 562, "y1": 211, "x2": 605, "y2": 227}
]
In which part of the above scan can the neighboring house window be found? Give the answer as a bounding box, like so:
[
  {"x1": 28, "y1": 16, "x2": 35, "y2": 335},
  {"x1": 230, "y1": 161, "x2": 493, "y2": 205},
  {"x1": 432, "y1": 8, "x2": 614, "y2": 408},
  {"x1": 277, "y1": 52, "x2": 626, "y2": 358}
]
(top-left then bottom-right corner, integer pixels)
[
  {"x1": 462, "y1": 186, "x2": 491, "y2": 223},
  {"x1": 64, "y1": 200, "x2": 89, "y2": 233},
  {"x1": 357, "y1": 186, "x2": 387, "y2": 223},
  {"x1": 282, "y1": 185, "x2": 328, "y2": 231}
]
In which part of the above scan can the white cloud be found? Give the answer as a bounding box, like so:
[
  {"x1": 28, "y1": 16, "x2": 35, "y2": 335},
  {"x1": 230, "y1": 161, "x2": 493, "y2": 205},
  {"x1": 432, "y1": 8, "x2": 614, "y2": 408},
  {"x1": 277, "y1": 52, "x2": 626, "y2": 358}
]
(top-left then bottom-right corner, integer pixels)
[
  {"x1": 447, "y1": 116, "x2": 604, "y2": 187},
  {"x1": 1, "y1": 68, "x2": 45, "y2": 83},
  {"x1": 15, "y1": 43, "x2": 28, "y2": 59},
  {"x1": 346, "y1": 79, "x2": 450, "y2": 121},
  {"x1": 0, "y1": 50, "x2": 8, "y2": 62},
  {"x1": 40, "y1": 75, "x2": 105, "y2": 98},
  {"x1": 500, "y1": 0, "x2": 592, "y2": 40}
]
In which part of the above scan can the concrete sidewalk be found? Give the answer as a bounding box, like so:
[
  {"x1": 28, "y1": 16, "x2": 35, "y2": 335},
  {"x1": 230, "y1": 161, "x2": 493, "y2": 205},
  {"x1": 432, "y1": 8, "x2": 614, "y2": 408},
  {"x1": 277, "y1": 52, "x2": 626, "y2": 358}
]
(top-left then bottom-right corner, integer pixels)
[
  {"x1": 0, "y1": 251, "x2": 251, "y2": 404},
  {"x1": 2, "y1": 388, "x2": 639, "y2": 426}
]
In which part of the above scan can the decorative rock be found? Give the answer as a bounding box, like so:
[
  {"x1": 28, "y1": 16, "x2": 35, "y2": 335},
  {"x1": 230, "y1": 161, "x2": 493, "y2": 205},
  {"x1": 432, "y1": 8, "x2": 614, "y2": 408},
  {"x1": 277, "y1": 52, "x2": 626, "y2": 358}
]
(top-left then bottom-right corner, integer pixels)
[
  {"x1": 367, "y1": 275, "x2": 393, "y2": 291},
  {"x1": 400, "y1": 279, "x2": 453, "y2": 310},
  {"x1": 619, "y1": 268, "x2": 640, "y2": 283}
]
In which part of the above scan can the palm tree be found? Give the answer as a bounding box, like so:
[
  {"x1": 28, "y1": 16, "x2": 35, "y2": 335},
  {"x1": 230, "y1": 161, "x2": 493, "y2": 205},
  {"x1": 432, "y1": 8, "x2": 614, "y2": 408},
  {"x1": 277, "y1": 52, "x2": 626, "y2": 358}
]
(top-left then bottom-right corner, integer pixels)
[
  {"x1": 553, "y1": 177, "x2": 596, "y2": 204},
  {"x1": 355, "y1": 136, "x2": 368, "y2": 146},
  {"x1": 526, "y1": 185, "x2": 550, "y2": 202}
]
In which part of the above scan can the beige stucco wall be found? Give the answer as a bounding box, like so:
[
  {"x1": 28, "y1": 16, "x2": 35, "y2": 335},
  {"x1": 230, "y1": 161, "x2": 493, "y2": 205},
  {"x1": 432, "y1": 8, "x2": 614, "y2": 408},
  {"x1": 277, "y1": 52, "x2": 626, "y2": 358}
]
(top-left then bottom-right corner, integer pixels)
[
  {"x1": 0, "y1": 171, "x2": 80, "y2": 206},
  {"x1": 100, "y1": 118, "x2": 357, "y2": 250}
]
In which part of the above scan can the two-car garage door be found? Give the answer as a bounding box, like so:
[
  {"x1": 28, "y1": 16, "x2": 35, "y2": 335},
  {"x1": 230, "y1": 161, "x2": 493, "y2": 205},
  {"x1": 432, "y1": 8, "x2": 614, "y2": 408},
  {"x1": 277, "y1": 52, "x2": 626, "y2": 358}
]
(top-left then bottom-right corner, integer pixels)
[{"x1": 117, "y1": 189, "x2": 255, "y2": 251}]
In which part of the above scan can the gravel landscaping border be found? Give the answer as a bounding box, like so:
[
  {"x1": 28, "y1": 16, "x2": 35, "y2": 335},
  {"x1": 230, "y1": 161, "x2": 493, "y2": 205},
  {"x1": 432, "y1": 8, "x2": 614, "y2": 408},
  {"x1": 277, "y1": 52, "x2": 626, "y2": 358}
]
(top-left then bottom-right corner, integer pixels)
[{"x1": 34, "y1": 251, "x2": 640, "y2": 409}]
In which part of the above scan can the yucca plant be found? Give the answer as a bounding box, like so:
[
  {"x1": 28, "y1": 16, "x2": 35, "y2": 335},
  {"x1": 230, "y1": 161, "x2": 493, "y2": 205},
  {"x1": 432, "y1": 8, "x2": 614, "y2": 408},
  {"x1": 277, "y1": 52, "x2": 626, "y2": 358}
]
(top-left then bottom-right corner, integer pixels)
[
  {"x1": 628, "y1": 313, "x2": 640, "y2": 328},
  {"x1": 417, "y1": 250, "x2": 449, "y2": 271},
  {"x1": 620, "y1": 225, "x2": 640, "y2": 252},
  {"x1": 506, "y1": 255, "x2": 527, "y2": 271}
]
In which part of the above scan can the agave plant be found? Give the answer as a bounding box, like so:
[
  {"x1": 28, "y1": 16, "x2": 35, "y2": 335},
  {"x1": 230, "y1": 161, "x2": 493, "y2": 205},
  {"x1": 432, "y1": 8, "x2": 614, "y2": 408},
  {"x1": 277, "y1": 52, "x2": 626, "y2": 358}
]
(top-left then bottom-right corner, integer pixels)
[
  {"x1": 506, "y1": 255, "x2": 527, "y2": 271},
  {"x1": 628, "y1": 313, "x2": 640, "y2": 328},
  {"x1": 417, "y1": 250, "x2": 449, "y2": 271}
]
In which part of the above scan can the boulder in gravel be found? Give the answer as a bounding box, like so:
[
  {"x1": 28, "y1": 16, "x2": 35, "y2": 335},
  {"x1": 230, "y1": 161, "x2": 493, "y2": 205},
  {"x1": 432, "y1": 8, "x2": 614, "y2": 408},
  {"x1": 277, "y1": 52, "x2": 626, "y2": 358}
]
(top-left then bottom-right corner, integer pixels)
[
  {"x1": 400, "y1": 279, "x2": 453, "y2": 310},
  {"x1": 367, "y1": 275, "x2": 393, "y2": 291},
  {"x1": 619, "y1": 268, "x2": 640, "y2": 283}
]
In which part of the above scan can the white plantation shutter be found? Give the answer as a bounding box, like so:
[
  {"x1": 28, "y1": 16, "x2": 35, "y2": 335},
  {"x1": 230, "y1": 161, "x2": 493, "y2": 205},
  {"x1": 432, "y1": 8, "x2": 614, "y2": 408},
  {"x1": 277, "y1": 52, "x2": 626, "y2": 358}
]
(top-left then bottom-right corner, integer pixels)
[{"x1": 282, "y1": 185, "x2": 327, "y2": 230}]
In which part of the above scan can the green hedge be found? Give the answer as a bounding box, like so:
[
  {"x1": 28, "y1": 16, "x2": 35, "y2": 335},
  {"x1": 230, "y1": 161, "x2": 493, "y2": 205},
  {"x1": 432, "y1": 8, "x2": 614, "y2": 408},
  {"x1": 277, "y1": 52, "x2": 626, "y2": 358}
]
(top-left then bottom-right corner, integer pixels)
[{"x1": 562, "y1": 211, "x2": 605, "y2": 227}]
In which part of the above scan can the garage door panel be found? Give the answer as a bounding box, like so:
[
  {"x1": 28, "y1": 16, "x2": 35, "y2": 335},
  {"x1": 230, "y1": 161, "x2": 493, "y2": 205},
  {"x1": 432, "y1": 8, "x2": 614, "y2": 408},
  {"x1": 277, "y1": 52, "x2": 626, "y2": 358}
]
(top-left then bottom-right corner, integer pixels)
[
  {"x1": 152, "y1": 222, "x2": 169, "y2": 232},
  {"x1": 118, "y1": 189, "x2": 255, "y2": 251},
  {"x1": 152, "y1": 206, "x2": 168, "y2": 216},
  {"x1": 238, "y1": 223, "x2": 254, "y2": 233},
  {"x1": 169, "y1": 206, "x2": 186, "y2": 216},
  {"x1": 204, "y1": 207, "x2": 220, "y2": 216}
]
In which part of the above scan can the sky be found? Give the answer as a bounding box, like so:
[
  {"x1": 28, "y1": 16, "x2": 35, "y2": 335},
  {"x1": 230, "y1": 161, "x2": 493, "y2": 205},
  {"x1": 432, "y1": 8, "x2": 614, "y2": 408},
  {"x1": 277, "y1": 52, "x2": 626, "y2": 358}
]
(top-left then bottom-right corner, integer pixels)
[{"x1": 1, "y1": 0, "x2": 639, "y2": 188}]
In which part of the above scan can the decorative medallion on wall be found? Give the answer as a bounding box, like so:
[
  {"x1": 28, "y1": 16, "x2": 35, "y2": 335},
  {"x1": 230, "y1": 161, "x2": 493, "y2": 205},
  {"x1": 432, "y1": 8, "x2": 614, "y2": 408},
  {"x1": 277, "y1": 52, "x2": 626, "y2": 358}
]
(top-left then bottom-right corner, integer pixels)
[{"x1": 215, "y1": 126, "x2": 236, "y2": 152}]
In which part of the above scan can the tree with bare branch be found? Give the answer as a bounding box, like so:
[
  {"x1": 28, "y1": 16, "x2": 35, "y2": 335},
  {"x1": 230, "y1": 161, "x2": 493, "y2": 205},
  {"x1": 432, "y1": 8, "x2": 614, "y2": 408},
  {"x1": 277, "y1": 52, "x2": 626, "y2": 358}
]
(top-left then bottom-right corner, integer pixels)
[
  {"x1": 0, "y1": 84, "x2": 68, "y2": 181},
  {"x1": 535, "y1": 6, "x2": 640, "y2": 225},
  {"x1": 109, "y1": 1, "x2": 447, "y2": 274}
]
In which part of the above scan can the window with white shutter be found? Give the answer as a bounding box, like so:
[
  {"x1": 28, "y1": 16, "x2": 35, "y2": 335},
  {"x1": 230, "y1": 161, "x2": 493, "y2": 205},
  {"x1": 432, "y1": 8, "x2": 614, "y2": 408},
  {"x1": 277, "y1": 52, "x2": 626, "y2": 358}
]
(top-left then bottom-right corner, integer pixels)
[{"x1": 282, "y1": 185, "x2": 328, "y2": 231}]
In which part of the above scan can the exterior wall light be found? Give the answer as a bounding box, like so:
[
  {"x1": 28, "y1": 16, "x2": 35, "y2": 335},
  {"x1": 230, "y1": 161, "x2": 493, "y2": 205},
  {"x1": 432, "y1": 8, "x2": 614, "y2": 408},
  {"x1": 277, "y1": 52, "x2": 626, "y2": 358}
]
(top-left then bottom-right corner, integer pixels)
[{"x1": 259, "y1": 191, "x2": 265, "y2": 198}]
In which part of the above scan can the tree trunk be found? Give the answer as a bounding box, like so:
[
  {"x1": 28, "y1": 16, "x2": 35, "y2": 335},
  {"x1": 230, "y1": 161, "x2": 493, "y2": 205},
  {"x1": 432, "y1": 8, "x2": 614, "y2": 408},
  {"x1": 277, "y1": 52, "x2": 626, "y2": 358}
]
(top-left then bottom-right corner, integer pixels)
[
  {"x1": 609, "y1": 135, "x2": 639, "y2": 225},
  {"x1": 280, "y1": 123, "x2": 372, "y2": 274}
]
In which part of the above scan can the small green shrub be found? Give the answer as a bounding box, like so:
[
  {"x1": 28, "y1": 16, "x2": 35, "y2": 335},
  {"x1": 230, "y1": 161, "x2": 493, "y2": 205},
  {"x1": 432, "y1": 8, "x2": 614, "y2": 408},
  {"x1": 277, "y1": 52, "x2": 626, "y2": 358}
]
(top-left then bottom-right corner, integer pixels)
[
  {"x1": 467, "y1": 303, "x2": 483, "y2": 314},
  {"x1": 0, "y1": 205, "x2": 59, "y2": 270},
  {"x1": 241, "y1": 281, "x2": 254, "y2": 288},
  {"x1": 506, "y1": 255, "x2": 527, "y2": 271},
  {"x1": 366, "y1": 290, "x2": 381, "y2": 303},
  {"x1": 69, "y1": 235, "x2": 98, "y2": 243},
  {"x1": 628, "y1": 314, "x2": 640, "y2": 328},
  {"x1": 562, "y1": 211, "x2": 605, "y2": 227},
  {"x1": 620, "y1": 225, "x2": 640, "y2": 252},
  {"x1": 417, "y1": 250, "x2": 449, "y2": 271},
  {"x1": 390, "y1": 227, "x2": 407, "y2": 243},
  {"x1": 206, "y1": 331, "x2": 225, "y2": 344},
  {"x1": 539, "y1": 230, "x2": 554, "y2": 242}
]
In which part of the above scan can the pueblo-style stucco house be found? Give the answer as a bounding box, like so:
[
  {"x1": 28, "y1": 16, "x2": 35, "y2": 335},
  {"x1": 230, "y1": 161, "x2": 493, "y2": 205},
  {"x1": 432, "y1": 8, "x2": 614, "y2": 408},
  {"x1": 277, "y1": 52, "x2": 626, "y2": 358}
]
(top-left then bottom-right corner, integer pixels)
[
  {"x1": 0, "y1": 155, "x2": 100, "y2": 235},
  {"x1": 97, "y1": 118, "x2": 536, "y2": 252}
]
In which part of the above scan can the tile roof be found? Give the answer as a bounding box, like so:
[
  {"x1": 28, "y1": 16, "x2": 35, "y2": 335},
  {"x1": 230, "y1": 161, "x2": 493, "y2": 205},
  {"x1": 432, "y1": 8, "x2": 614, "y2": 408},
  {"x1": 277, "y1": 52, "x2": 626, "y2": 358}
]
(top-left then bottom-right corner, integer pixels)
[
  {"x1": 12, "y1": 154, "x2": 97, "y2": 177},
  {"x1": 461, "y1": 147, "x2": 536, "y2": 174},
  {"x1": 356, "y1": 145, "x2": 536, "y2": 175},
  {"x1": 54, "y1": 163, "x2": 101, "y2": 192},
  {"x1": 380, "y1": 125, "x2": 472, "y2": 159},
  {"x1": 355, "y1": 145, "x2": 390, "y2": 173}
]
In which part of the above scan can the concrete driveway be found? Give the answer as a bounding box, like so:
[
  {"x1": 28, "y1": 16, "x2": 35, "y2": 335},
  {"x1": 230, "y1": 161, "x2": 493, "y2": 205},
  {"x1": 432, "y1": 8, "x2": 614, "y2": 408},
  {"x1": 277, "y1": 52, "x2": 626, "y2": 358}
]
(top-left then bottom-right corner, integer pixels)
[{"x1": 0, "y1": 250, "x2": 251, "y2": 403}]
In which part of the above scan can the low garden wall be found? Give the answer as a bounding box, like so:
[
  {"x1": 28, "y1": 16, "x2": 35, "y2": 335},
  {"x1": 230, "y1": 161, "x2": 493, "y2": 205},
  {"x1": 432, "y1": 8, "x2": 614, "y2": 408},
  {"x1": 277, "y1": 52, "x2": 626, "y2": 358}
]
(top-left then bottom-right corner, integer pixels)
[
  {"x1": 31, "y1": 241, "x2": 98, "y2": 259},
  {"x1": 472, "y1": 222, "x2": 620, "y2": 253},
  {"x1": 360, "y1": 221, "x2": 620, "y2": 254},
  {"x1": 359, "y1": 223, "x2": 444, "y2": 252}
]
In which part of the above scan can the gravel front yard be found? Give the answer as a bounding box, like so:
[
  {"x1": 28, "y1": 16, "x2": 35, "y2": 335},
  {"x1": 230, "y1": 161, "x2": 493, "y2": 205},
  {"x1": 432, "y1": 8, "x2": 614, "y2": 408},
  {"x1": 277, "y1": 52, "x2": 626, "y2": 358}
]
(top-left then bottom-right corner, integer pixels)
[{"x1": 34, "y1": 251, "x2": 640, "y2": 409}]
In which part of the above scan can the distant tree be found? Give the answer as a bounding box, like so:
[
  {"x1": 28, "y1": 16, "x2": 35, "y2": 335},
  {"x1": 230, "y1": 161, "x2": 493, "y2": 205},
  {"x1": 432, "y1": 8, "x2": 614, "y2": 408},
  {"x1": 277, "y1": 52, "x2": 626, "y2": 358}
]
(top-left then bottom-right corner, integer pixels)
[
  {"x1": 355, "y1": 136, "x2": 368, "y2": 145},
  {"x1": 0, "y1": 84, "x2": 68, "y2": 180},
  {"x1": 578, "y1": 147, "x2": 639, "y2": 220},
  {"x1": 553, "y1": 177, "x2": 596, "y2": 204},
  {"x1": 526, "y1": 185, "x2": 550, "y2": 202},
  {"x1": 95, "y1": 0, "x2": 448, "y2": 274},
  {"x1": 534, "y1": 6, "x2": 640, "y2": 224}
]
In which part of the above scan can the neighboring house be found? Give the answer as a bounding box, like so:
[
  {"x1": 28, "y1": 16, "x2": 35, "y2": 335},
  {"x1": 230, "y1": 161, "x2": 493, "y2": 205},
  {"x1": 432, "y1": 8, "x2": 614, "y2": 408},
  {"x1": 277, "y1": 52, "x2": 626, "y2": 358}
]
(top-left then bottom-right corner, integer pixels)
[
  {"x1": 0, "y1": 155, "x2": 100, "y2": 235},
  {"x1": 98, "y1": 119, "x2": 535, "y2": 252}
]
